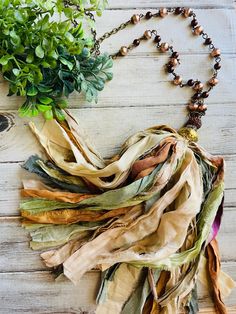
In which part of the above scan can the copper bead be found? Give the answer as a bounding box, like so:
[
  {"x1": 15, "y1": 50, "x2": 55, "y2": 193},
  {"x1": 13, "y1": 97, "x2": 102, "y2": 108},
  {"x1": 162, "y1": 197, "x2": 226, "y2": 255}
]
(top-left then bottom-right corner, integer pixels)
[
  {"x1": 183, "y1": 8, "x2": 193, "y2": 17},
  {"x1": 199, "y1": 104, "x2": 207, "y2": 111},
  {"x1": 169, "y1": 58, "x2": 178, "y2": 66},
  {"x1": 160, "y1": 42, "x2": 169, "y2": 52},
  {"x1": 211, "y1": 48, "x2": 221, "y2": 57},
  {"x1": 159, "y1": 8, "x2": 168, "y2": 17},
  {"x1": 194, "y1": 26, "x2": 203, "y2": 35},
  {"x1": 131, "y1": 14, "x2": 140, "y2": 24},
  {"x1": 120, "y1": 46, "x2": 128, "y2": 56},
  {"x1": 143, "y1": 30, "x2": 152, "y2": 39},
  {"x1": 173, "y1": 76, "x2": 182, "y2": 85},
  {"x1": 188, "y1": 103, "x2": 199, "y2": 111},
  {"x1": 208, "y1": 77, "x2": 219, "y2": 86},
  {"x1": 193, "y1": 82, "x2": 203, "y2": 91}
]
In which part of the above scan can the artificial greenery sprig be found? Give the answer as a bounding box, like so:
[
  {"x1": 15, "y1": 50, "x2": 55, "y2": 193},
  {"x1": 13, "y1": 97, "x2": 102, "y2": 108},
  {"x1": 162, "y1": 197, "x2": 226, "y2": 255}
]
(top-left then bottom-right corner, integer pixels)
[
  {"x1": 19, "y1": 48, "x2": 113, "y2": 120},
  {"x1": 0, "y1": 0, "x2": 112, "y2": 120}
]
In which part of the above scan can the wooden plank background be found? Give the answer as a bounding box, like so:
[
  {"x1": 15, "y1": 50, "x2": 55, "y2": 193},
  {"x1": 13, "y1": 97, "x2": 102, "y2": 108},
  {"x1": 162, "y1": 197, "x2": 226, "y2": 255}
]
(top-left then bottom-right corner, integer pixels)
[{"x1": 0, "y1": 1, "x2": 236, "y2": 313}]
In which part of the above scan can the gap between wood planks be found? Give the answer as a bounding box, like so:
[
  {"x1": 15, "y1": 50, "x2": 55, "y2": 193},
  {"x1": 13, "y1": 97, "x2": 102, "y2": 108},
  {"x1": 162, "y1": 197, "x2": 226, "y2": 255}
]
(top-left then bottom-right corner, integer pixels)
[
  {"x1": 105, "y1": 7, "x2": 236, "y2": 10},
  {"x1": 99, "y1": 1, "x2": 235, "y2": 10}
]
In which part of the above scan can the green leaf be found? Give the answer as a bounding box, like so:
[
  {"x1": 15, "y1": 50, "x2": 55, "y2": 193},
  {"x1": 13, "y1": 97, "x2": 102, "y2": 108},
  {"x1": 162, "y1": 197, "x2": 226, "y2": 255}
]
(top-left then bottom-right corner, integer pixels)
[
  {"x1": 81, "y1": 81, "x2": 88, "y2": 93},
  {"x1": 0, "y1": 55, "x2": 12, "y2": 66},
  {"x1": 85, "y1": 88, "x2": 94, "y2": 102},
  {"x1": 59, "y1": 57, "x2": 74, "y2": 70},
  {"x1": 43, "y1": 109, "x2": 53, "y2": 120},
  {"x1": 26, "y1": 54, "x2": 34, "y2": 63},
  {"x1": 27, "y1": 86, "x2": 38, "y2": 96},
  {"x1": 3, "y1": 28, "x2": 10, "y2": 35},
  {"x1": 54, "y1": 107, "x2": 65, "y2": 121},
  {"x1": 41, "y1": 61, "x2": 51, "y2": 68},
  {"x1": 38, "y1": 96, "x2": 53, "y2": 105},
  {"x1": 57, "y1": 99, "x2": 68, "y2": 109},
  {"x1": 104, "y1": 71, "x2": 113, "y2": 80},
  {"x1": 12, "y1": 68, "x2": 20, "y2": 76},
  {"x1": 37, "y1": 104, "x2": 52, "y2": 113},
  {"x1": 35, "y1": 45, "x2": 45, "y2": 58},
  {"x1": 65, "y1": 32, "x2": 75, "y2": 43},
  {"x1": 31, "y1": 106, "x2": 39, "y2": 117},
  {"x1": 18, "y1": 101, "x2": 33, "y2": 117},
  {"x1": 48, "y1": 50, "x2": 58, "y2": 59},
  {"x1": 38, "y1": 86, "x2": 53, "y2": 93},
  {"x1": 71, "y1": 23, "x2": 84, "y2": 38},
  {"x1": 92, "y1": 78, "x2": 105, "y2": 91},
  {"x1": 81, "y1": 48, "x2": 90, "y2": 58},
  {"x1": 14, "y1": 11, "x2": 24, "y2": 23},
  {"x1": 9, "y1": 30, "x2": 21, "y2": 46},
  {"x1": 104, "y1": 57, "x2": 113, "y2": 68}
]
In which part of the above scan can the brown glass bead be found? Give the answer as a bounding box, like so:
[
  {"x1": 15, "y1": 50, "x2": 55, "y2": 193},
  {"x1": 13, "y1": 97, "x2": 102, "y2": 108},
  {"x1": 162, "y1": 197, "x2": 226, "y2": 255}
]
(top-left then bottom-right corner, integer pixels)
[
  {"x1": 194, "y1": 26, "x2": 203, "y2": 35},
  {"x1": 131, "y1": 14, "x2": 140, "y2": 24},
  {"x1": 191, "y1": 19, "x2": 198, "y2": 27},
  {"x1": 192, "y1": 92, "x2": 200, "y2": 100},
  {"x1": 214, "y1": 62, "x2": 221, "y2": 70},
  {"x1": 143, "y1": 30, "x2": 152, "y2": 39},
  {"x1": 183, "y1": 8, "x2": 193, "y2": 18},
  {"x1": 175, "y1": 7, "x2": 183, "y2": 15},
  {"x1": 145, "y1": 11, "x2": 152, "y2": 19},
  {"x1": 187, "y1": 79, "x2": 195, "y2": 86},
  {"x1": 166, "y1": 65, "x2": 174, "y2": 73},
  {"x1": 120, "y1": 46, "x2": 128, "y2": 56},
  {"x1": 201, "y1": 91, "x2": 209, "y2": 98},
  {"x1": 208, "y1": 77, "x2": 219, "y2": 86},
  {"x1": 133, "y1": 39, "x2": 140, "y2": 47},
  {"x1": 173, "y1": 76, "x2": 182, "y2": 85},
  {"x1": 159, "y1": 8, "x2": 168, "y2": 17},
  {"x1": 171, "y1": 51, "x2": 179, "y2": 58},
  {"x1": 204, "y1": 37, "x2": 212, "y2": 45},
  {"x1": 154, "y1": 35, "x2": 161, "y2": 43}
]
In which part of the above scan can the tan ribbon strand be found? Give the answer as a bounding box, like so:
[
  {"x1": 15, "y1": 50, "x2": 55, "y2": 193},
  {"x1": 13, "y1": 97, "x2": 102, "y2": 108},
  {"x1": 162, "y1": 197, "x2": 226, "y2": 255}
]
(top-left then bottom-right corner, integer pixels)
[{"x1": 206, "y1": 238, "x2": 228, "y2": 314}]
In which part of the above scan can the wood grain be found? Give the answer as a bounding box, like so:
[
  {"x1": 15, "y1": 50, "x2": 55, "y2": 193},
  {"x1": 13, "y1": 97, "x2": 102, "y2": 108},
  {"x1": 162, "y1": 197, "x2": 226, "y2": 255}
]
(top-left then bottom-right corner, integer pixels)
[
  {"x1": 0, "y1": 103, "x2": 236, "y2": 162},
  {"x1": 1, "y1": 54, "x2": 235, "y2": 112},
  {"x1": 0, "y1": 1, "x2": 236, "y2": 313},
  {"x1": 95, "y1": 8, "x2": 236, "y2": 53},
  {"x1": 0, "y1": 262, "x2": 235, "y2": 314},
  {"x1": 0, "y1": 270, "x2": 100, "y2": 314},
  {"x1": 105, "y1": 0, "x2": 235, "y2": 9}
]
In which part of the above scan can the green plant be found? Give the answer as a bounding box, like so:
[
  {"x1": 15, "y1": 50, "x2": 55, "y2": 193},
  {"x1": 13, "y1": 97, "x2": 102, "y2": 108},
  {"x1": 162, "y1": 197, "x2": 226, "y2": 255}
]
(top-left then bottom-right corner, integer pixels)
[{"x1": 0, "y1": 0, "x2": 112, "y2": 120}]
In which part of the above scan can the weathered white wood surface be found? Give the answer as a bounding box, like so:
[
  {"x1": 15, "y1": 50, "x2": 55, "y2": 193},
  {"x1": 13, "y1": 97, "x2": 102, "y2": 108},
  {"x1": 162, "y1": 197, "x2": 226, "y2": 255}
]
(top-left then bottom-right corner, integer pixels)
[{"x1": 0, "y1": 1, "x2": 236, "y2": 313}]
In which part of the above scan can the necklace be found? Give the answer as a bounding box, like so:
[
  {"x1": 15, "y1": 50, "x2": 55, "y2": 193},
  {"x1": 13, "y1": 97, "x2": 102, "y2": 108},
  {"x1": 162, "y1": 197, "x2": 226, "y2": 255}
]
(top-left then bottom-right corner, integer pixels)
[
  {"x1": 93, "y1": 6, "x2": 221, "y2": 142},
  {"x1": 20, "y1": 7, "x2": 234, "y2": 314}
]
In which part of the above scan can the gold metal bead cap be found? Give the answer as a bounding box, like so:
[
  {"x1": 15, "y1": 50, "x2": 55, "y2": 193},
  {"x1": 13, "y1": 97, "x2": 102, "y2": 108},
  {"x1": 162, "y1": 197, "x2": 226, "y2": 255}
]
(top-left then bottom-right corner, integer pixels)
[{"x1": 178, "y1": 127, "x2": 199, "y2": 142}]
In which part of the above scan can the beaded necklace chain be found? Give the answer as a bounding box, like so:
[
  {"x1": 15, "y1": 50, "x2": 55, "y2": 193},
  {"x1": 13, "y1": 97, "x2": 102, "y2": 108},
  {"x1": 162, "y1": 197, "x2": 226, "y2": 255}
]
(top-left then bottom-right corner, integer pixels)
[{"x1": 90, "y1": 7, "x2": 222, "y2": 141}]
